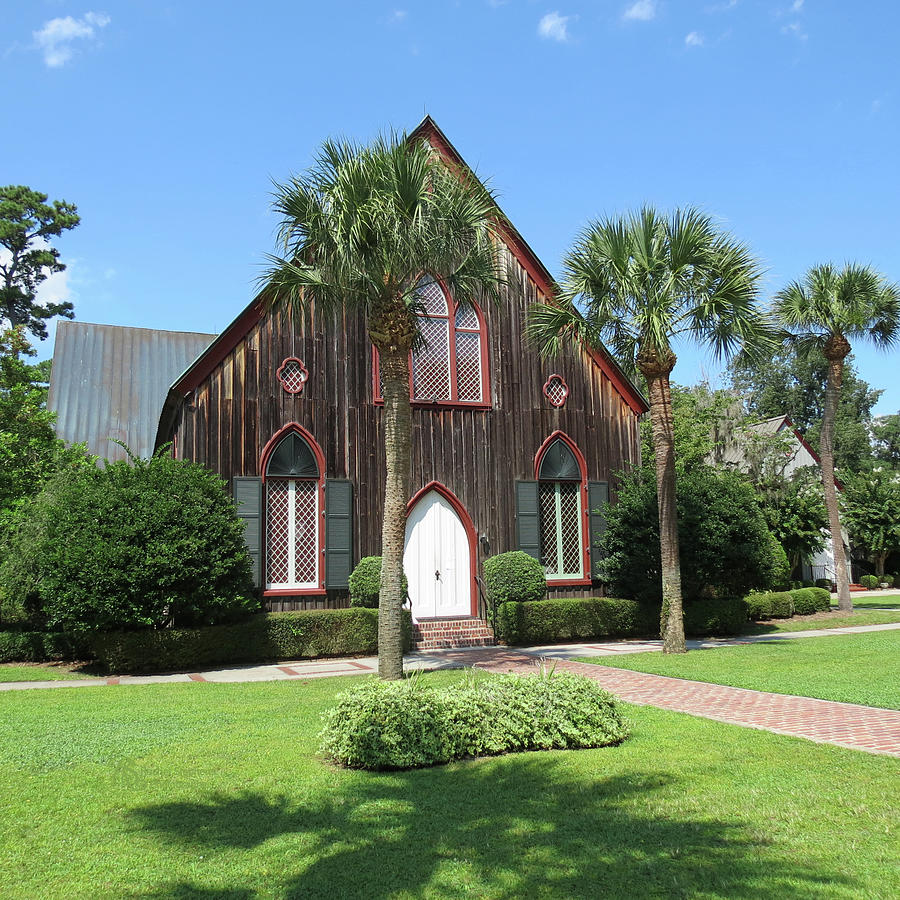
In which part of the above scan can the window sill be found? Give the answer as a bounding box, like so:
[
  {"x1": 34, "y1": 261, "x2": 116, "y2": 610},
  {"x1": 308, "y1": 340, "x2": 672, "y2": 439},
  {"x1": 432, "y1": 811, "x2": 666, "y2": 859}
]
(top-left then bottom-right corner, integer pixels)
[
  {"x1": 263, "y1": 588, "x2": 327, "y2": 597},
  {"x1": 545, "y1": 577, "x2": 593, "y2": 588},
  {"x1": 373, "y1": 398, "x2": 492, "y2": 410}
]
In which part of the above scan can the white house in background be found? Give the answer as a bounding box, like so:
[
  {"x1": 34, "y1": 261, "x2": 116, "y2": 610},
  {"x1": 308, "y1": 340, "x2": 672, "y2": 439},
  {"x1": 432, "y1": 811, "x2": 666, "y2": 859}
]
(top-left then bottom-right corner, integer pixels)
[{"x1": 715, "y1": 414, "x2": 846, "y2": 583}]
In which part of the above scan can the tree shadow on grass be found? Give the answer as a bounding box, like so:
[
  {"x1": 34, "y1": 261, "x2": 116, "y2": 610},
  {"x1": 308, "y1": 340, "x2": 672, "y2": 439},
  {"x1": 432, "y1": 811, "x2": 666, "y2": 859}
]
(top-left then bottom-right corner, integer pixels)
[{"x1": 130, "y1": 754, "x2": 852, "y2": 899}]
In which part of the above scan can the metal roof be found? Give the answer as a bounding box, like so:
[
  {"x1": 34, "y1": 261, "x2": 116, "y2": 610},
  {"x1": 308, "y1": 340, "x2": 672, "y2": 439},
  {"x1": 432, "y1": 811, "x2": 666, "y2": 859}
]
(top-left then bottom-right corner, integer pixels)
[
  {"x1": 715, "y1": 416, "x2": 791, "y2": 468},
  {"x1": 47, "y1": 321, "x2": 216, "y2": 462}
]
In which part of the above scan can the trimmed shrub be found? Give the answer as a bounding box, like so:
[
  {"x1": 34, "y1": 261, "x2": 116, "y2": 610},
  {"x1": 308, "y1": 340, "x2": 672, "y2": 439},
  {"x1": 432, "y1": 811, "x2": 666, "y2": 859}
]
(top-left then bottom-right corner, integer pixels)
[
  {"x1": 0, "y1": 630, "x2": 91, "y2": 663},
  {"x1": 882, "y1": 574, "x2": 895, "y2": 587},
  {"x1": 815, "y1": 578, "x2": 834, "y2": 591},
  {"x1": 801, "y1": 580, "x2": 815, "y2": 588},
  {"x1": 483, "y1": 551, "x2": 546, "y2": 605},
  {"x1": 859, "y1": 574, "x2": 879, "y2": 589},
  {"x1": 348, "y1": 556, "x2": 407, "y2": 608},
  {"x1": 0, "y1": 454, "x2": 257, "y2": 634},
  {"x1": 682, "y1": 598, "x2": 751, "y2": 636},
  {"x1": 790, "y1": 587, "x2": 831, "y2": 616},
  {"x1": 92, "y1": 608, "x2": 413, "y2": 674},
  {"x1": 747, "y1": 591, "x2": 795, "y2": 620},
  {"x1": 319, "y1": 670, "x2": 630, "y2": 770},
  {"x1": 495, "y1": 597, "x2": 650, "y2": 645},
  {"x1": 768, "y1": 538, "x2": 792, "y2": 592}
]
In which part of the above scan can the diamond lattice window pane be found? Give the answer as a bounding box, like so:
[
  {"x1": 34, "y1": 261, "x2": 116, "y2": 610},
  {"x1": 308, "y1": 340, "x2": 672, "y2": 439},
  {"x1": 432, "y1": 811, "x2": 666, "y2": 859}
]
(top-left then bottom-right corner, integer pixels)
[
  {"x1": 415, "y1": 278, "x2": 448, "y2": 315},
  {"x1": 454, "y1": 305, "x2": 479, "y2": 330},
  {"x1": 558, "y1": 483, "x2": 582, "y2": 575},
  {"x1": 266, "y1": 481, "x2": 291, "y2": 586},
  {"x1": 455, "y1": 331, "x2": 482, "y2": 402},
  {"x1": 412, "y1": 317, "x2": 451, "y2": 400},
  {"x1": 277, "y1": 358, "x2": 309, "y2": 394},
  {"x1": 543, "y1": 374, "x2": 569, "y2": 408},
  {"x1": 293, "y1": 481, "x2": 319, "y2": 584},
  {"x1": 539, "y1": 483, "x2": 560, "y2": 576}
]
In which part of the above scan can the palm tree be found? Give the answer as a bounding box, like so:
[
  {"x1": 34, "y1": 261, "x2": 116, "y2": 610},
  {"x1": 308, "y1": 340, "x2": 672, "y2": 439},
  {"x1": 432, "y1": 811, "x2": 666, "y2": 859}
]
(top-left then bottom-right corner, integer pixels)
[
  {"x1": 773, "y1": 263, "x2": 900, "y2": 611},
  {"x1": 529, "y1": 208, "x2": 766, "y2": 653},
  {"x1": 263, "y1": 134, "x2": 502, "y2": 679}
]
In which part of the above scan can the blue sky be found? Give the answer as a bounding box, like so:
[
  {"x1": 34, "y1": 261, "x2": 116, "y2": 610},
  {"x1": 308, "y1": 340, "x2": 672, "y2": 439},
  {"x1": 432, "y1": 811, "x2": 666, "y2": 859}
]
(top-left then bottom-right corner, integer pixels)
[{"x1": 4, "y1": 1, "x2": 899, "y2": 413}]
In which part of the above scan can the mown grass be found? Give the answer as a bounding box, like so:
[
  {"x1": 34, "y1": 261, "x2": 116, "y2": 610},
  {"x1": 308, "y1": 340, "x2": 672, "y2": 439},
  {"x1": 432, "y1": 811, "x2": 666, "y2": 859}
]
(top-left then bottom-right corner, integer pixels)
[
  {"x1": 847, "y1": 595, "x2": 900, "y2": 609},
  {"x1": 583, "y1": 631, "x2": 900, "y2": 710},
  {"x1": 0, "y1": 673, "x2": 897, "y2": 899},
  {"x1": 742, "y1": 609, "x2": 900, "y2": 634},
  {"x1": 0, "y1": 664, "x2": 93, "y2": 683}
]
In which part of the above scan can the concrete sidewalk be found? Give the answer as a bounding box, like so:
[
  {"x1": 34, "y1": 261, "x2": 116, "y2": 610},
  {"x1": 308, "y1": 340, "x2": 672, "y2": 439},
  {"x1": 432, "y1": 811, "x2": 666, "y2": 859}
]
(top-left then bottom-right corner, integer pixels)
[{"x1": 2, "y1": 621, "x2": 898, "y2": 692}]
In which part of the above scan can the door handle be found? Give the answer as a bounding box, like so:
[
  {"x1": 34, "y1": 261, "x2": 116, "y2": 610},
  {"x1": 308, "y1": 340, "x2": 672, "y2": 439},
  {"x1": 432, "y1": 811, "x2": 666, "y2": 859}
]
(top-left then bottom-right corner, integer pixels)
[{"x1": 435, "y1": 570, "x2": 441, "y2": 581}]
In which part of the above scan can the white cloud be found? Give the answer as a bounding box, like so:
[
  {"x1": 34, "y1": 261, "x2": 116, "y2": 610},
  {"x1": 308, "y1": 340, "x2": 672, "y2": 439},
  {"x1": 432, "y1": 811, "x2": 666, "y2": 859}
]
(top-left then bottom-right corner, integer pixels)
[
  {"x1": 33, "y1": 11, "x2": 110, "y2": 67},
  {"x1": 781, "y1": 20, "x2": 807, "y2": 40},
  {"x1": 706, "y1": 0, "x2": 738, "y2": 10},
  {"x1": 389, "y1": 9, "x2": 407, "y2": 23},
  {"x1": 791, "y1": 0, "x2": 804, "y2": 11},
  {"x1": 685, "y1": 31, "x2": 704, "y2": 47},
  {"x1": 622, "y1": 1, "x2": 657, "y2": 22},
  {"x1": 538, "y1": 11, "x2": 572, "y2": 42}
]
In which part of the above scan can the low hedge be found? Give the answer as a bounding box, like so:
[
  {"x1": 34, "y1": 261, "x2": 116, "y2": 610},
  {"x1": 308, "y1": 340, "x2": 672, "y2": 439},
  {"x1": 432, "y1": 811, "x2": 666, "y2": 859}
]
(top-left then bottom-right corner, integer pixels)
[
  {"x1": 747, "y1": 591, "x2": 795, "y2": 620},
  {"x1": 495, "y1": 597, "x2": 652, "y2": 645},
  {"x1": 789, "y1": 587, "x2": 831, "y2": 616},
  {"x1": 682, "y1": 598, "x2": 751, "y2": 636},
  {"x1": 92, "y1": 608, "x2": 413, "y2": 674},
  {"x1": 319, "y1": 670, "x2": 630, "y2": 770},
  {"x1": 0, "y1": 630, "x2": 92, "y2": 663}
]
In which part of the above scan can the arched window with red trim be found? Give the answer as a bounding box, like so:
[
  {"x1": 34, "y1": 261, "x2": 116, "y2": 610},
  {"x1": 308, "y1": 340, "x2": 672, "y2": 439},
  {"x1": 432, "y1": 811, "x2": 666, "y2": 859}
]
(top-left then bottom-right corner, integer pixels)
[
  {"x1": 374, "y1": 276, "x2": 489, "y2": 405},
  {"x1": 261, "y1": 427, "x2": 324, "y2": 591},
  {"x1": 536, "y1": 434, "x2": 587, "y2": 581}
]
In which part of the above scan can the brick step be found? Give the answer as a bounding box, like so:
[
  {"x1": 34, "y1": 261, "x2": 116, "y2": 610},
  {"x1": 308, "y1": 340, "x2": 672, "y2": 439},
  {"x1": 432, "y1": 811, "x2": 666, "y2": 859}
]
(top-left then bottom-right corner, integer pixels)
[{"x1": 411, "y1": 617, "x2": 496, "y2": 650}]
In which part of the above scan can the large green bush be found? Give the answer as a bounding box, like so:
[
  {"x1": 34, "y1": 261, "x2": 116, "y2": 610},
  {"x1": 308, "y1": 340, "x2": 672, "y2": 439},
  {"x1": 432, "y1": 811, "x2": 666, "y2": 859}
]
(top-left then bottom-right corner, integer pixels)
[
  {"x1": 682, "y1": 598, "x2": 751, "y2": 636},
  {"x1": 495, "y1": 597, "x2": 650, "y2": 645},
  {"x1": 348, "y1": 556, "x2": 408, "y2": 608},
  {"x1": 859, "y1": 574, "x2": 879, "y2": 589},
  {"x1": 0, "y1": 629, "x2": 91, "y2": 663},
  {"x1": 0, "y1": 453, "x2": 257, "y2": 633},
  {"x1": 319, "y1": 670, "x2": 630, "y2": 770},
  {"x1": 92, "y1": 608, "x2": 413, "y2": 674},
  {"x1": 789, "y1": 587, "x2": 831, "y2": 616},
  {"x1": 599, "y1": 467, "x2": 780, "y2": 603},
  {"x1": 746, "y1": 591, "x2": 795, "y2": 620},
  {"x1": 483, "y1": 551, "x2": 547, "y2": 605}
]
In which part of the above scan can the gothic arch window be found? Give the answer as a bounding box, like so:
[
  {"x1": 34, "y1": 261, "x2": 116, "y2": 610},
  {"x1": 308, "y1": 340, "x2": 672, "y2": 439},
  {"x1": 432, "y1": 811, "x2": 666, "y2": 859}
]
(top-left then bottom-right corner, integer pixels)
[
  {"x1": 536, "y1": 434, "x2": 587, "y2": 581},
  {"x1": 374, "y1": 276, "x2": 490, "y2": 405},
  {"x1": 262, "y1": 427, "x2": 323, "y2": 591}
]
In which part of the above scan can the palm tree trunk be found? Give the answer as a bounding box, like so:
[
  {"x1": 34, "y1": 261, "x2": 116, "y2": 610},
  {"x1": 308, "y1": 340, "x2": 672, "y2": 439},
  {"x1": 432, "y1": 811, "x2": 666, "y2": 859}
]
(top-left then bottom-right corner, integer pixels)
[
  {"x1": 642, "y1": 358, "x2": 686, "y2": 653},
  {"x1": 821, "y1": 348, "x2": 852, "y2": 611},
  {"x1": 377, "y1": 347, "x2": 413, "y2": 680}
]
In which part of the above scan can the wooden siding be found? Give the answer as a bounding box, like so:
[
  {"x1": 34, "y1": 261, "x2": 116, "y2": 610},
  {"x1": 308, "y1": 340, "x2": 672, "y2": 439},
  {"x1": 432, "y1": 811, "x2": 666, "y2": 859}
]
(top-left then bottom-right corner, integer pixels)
[{"x1": 173, "y1": 244, "x2": 641, "y2": 608}]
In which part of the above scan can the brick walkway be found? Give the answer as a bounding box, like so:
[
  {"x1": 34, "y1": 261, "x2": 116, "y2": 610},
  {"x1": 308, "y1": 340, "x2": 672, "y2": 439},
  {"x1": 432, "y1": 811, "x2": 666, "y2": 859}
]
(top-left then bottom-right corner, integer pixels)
[{"x1": 436, "y1": 647, "x2": 900, "y2": 758}]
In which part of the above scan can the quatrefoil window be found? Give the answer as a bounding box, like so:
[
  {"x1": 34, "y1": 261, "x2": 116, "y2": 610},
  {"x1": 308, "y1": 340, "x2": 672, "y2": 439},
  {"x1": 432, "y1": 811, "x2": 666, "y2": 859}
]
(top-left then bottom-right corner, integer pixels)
[
  {"x1": 277, "y1": 357, "x2": 309, "y2": 394},
  {"x1": 543, "y1": 374, "x2": 569, "y2": 408}
]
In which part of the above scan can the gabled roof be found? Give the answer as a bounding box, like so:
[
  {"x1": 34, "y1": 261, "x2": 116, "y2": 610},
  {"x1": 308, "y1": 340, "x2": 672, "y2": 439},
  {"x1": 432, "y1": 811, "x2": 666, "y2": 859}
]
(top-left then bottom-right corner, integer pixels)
[
  {"x1": 48, "y1": 321, "x2": 216, "y2": 462},
  {"x1": 170, "y1": 117, "x2": 648, "y2": 415}
]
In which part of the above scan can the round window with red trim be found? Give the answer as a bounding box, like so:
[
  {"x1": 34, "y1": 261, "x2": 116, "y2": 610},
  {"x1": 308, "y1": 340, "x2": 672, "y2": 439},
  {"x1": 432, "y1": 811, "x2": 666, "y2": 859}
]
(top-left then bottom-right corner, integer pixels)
[
  {"x1": 277, "y1": 357, "x2": 309, "y2": 394},
  {"x1": 543, "y1": 374, "x2": 569, "y2": 408}
]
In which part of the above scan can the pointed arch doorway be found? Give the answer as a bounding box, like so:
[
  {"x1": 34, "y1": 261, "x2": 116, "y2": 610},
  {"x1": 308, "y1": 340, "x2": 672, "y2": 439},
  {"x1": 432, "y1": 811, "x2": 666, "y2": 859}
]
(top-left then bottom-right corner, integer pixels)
[{"x1": 404, "y1": 483, "x2": 476, "y2": 620}]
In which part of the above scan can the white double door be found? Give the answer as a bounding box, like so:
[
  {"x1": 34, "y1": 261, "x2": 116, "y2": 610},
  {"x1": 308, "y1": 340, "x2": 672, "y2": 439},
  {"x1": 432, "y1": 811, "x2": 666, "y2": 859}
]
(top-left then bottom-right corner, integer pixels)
[{"x1": 403, "y1": 490, "x2": 471, "y2": 620}]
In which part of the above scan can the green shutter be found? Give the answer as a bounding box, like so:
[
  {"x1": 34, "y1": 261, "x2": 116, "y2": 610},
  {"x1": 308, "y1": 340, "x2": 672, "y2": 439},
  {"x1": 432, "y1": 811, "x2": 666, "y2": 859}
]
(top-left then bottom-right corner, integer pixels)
[
  {"x1": 588, "y1": 481, "x2": 610, "y2": 581},
  {"x1": 515, "y1": 480, "x2": 541, "y2": 561},
  {"x1": 325, "y1": 479, "x2": 353, "y2": 589},
  {"x1": 233, "y1": 476, "x2": 263, "y2": 588}
]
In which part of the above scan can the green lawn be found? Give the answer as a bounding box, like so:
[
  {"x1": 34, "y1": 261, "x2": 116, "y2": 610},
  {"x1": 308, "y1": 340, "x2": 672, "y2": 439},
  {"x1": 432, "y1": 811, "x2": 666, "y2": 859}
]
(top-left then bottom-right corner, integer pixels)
[
  {"x1": 847, "y1": 595, "x2": 900, "y2": 609},
  {"x1": 742, "y1": 609, "x2": 900, "y2": 634},
  {"x1": 0, "y1": 674, "x2": 897, "y2": 899},
  {"x1": 583, "y1": 631, "x2": 900, "y2": 709},
  {"x1": 0, "y1": 664, "x2": 93, "y2": 683}
]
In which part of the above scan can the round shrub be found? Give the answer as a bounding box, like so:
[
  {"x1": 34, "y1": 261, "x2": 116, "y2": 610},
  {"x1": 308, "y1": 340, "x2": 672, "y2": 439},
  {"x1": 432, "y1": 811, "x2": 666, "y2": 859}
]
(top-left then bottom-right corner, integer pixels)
[
  {"x1": 815, "y1": 578, "x2": 834, "y2": 592},
  {"x1": 789, "y1": 587, "x2": 831, "y2": 616},
  {"x1": 483, "y1": 551, "x2": 546, "y2": 605},
  {"x1": 859, "y1": 574, "x2": 879, "y2": 590},
  {"x1": 746, "y1": 591, "x2": 794, "y2": 620},
  {"x1": 882, "y1": 574, "x2": 895, "y2": 587},
  {"x1": 0, "y1": 454, "x2": 257, "y2": 634},
  {"x1": 348, "y1": 556, "x2": 407, "y2": 608},
  {"x1": 319, "y1": 671, "x2": 630, "y2": 770}
]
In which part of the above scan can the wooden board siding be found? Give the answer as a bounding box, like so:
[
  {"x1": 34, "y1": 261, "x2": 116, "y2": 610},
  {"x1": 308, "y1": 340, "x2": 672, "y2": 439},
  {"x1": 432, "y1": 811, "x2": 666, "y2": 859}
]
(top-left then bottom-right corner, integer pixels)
[{"x1": 173, "y1": 243, "x2": 641, "y2": 609}]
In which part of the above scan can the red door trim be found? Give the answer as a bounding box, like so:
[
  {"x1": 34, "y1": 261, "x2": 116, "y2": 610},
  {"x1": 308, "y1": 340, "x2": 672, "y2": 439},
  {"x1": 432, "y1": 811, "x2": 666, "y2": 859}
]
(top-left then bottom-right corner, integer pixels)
[{"x1": 406, "y1": 481, "x2": 479, "y2": 618}]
